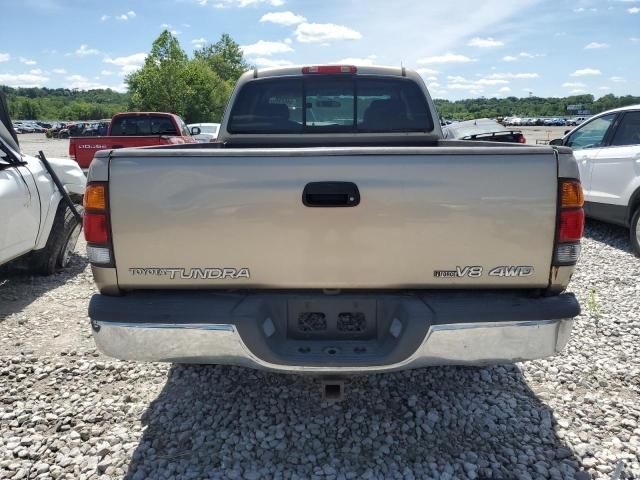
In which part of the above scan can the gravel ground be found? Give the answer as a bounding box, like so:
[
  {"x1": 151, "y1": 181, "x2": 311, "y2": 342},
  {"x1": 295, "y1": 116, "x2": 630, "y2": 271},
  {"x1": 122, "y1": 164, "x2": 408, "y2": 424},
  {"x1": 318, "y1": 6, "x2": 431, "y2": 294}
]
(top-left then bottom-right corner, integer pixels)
[{"x1": 1, "y1": 135, "x2": 639, "y2": 479}]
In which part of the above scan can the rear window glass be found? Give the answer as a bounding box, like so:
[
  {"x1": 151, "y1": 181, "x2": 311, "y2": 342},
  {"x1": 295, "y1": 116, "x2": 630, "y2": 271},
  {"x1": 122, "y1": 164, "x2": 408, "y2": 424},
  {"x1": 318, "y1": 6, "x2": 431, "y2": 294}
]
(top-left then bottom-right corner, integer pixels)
[
  {"x1": 110, "y1": 115, "x2": 178, "y2": 136},
  {"x1": 227, "y1": 76, "x2": 433, "y2": 134}
]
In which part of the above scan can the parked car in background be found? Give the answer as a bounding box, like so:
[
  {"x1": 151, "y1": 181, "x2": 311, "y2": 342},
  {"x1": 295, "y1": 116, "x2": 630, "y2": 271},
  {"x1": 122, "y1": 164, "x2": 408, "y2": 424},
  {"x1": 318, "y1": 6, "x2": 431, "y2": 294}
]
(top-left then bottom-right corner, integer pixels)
[
  {"x1": 569, "y1": 116, "x2": 589, "y2": 127},
  {"x1": 443, "y1": 118, "x2": 526, "y2": 143},
  {"x1": 69, "y1": 112, "x2": 197, "y2": 169},
  {"x1": 0, "y1": 93, "x2": 85, "y2": 274},
  {"x1": 188, "y1": 122, "x2": 220, "y2": 142},
  {"x1": 551, "y1": 105, "x2": 640, "y2": 254},
  {"x1": 14, "y1": 122, "x2": 35, "y2": 133}
]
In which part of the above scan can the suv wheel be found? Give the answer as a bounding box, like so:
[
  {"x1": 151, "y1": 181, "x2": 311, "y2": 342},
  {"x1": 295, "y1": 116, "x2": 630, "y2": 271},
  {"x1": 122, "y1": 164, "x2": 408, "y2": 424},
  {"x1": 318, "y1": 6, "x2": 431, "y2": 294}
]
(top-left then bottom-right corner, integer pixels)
[
  {"x1": 631, "y1": 207, "x2": 640, "y2": 257},
  {"x1": 30, "y1": 203, "x2": 83, "y2": 275}
]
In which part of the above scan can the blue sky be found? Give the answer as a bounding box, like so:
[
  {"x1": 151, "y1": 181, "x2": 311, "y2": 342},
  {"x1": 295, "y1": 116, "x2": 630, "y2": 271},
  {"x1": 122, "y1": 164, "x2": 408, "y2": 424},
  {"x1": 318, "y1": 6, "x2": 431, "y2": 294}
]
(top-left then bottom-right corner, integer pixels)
[{"x1": 0, "y1": 0, "x2": 638, "y2": 99}]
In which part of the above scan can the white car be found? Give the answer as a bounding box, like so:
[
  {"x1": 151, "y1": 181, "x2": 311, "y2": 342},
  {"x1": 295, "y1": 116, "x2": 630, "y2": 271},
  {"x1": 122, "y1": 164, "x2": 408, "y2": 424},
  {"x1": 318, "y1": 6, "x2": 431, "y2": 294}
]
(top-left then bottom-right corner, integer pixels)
[
  {"x1": 188, "y1": 123, "x2": 220, "y2": 143},
  {"x1": 1, "y1": 94, "x2": 85, "y2": 274},
  {"x1": 551, "y1": 105, "x2": 640, "y2": 255}
]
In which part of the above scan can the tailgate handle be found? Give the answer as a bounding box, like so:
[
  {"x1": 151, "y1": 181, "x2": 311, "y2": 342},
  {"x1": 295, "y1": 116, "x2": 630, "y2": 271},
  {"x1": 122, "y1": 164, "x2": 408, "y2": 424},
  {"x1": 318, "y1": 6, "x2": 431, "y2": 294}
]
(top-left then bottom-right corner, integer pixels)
[{"x1": 302, "y1": 182, "x2": 360, "y2": 207}]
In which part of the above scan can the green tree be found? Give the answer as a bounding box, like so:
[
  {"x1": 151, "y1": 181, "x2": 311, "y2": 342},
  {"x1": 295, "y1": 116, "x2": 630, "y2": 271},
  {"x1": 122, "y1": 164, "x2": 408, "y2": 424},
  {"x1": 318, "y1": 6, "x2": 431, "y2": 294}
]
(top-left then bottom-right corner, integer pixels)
[
  {"x1": 183, "y1": 59, "x2": 232, "y2": 123},
  {"x1": 14, "y1": 98, "x2": 39, "y2": 119},
  {"x1": 194, "y1": 33, "x2": 249, "y2": 83},
  {"x1": 127, "y1": 30, "x2": 190, "y2": 115},
  {"x1": 127, "y1": 31, "x2": 232, "y2": 122}
]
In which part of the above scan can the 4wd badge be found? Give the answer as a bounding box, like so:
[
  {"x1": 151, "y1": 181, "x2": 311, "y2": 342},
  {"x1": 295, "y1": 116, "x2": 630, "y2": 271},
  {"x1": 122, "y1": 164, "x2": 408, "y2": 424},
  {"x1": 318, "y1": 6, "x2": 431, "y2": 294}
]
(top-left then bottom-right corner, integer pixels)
[{"x1": 434, "y1": 265, "x2": 534, "y2": 278}]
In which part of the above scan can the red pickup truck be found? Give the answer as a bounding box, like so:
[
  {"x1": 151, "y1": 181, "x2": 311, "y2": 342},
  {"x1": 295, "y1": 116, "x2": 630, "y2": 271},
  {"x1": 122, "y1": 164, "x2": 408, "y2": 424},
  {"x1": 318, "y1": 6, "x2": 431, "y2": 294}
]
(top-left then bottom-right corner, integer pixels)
[{"x1": 69, "y1": 112, "x2": 197, "y2": 169}]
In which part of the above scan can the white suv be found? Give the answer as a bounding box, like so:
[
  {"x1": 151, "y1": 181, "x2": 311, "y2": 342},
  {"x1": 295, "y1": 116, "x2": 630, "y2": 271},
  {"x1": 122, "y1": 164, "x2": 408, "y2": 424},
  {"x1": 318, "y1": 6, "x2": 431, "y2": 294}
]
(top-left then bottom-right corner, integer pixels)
[
  {"x1": 552, "y1": 105, "x2": 640, "y2": 255},
  {"x1": 1, "y1": 94, "x2": 85, "y2": 274}
]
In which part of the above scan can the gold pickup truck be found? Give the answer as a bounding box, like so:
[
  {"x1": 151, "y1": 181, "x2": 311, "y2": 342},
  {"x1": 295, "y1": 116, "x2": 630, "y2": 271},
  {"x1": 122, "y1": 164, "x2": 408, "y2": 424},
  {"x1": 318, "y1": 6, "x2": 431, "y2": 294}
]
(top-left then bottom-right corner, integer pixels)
[{"x1": 83, "y1": 65, "x2": 583, "y2": 375}]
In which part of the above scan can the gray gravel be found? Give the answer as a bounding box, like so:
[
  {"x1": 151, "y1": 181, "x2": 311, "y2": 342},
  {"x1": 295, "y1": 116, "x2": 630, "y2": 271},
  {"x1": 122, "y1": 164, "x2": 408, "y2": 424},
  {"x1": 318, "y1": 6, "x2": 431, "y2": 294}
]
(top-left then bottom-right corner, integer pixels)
[
  {"x1": 2, "y1": 222, "x2": 638, "y2": 479},
  {"x1": 1, "y1": 135, "x2": 639, "y2": 479}
]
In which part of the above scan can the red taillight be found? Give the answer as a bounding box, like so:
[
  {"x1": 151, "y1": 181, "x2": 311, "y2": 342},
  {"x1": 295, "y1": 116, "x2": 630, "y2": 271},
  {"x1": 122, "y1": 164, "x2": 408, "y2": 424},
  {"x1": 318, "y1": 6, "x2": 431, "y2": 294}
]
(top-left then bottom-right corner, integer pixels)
[
  {"x1": 554, "y1": 179, "x2": 585, "y2": 265},
  {"x1": 84, "y1": 212, "x2": 109, "y2": 244},
  {"x1": 302, "y1": 65, "x2": 357, "y2": 75},
  {"x1": 558, "y1": 209, "x2": 585, "y2": 242},
  {"x1": 518, "y1": 135, "x2": 526, "y2": 144}
]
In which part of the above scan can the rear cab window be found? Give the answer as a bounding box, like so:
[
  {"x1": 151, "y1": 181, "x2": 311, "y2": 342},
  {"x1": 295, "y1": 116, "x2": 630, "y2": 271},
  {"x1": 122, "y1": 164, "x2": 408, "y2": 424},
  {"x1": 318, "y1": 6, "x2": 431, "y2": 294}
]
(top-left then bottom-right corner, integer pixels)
[
  {"x1": 110, "y1": 115, "x2": 178, "y2": 136},
  {"x1": 227, "y1": 76, "x2": 433, "y2": 134}
]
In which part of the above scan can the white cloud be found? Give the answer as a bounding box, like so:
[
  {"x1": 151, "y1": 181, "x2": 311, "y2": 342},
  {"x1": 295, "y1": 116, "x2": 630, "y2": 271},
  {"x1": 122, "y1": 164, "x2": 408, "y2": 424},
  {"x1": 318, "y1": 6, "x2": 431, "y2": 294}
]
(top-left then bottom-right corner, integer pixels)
[
  {"x1": 562, "y1": 82, "x2": 586, "y2": 88},
  {"x1": 336, "y1": 55, "x2": 377, "y2": 66},
  {"x1": 29, "y1": 69, "x2": 43, "y2": 75},
  {"x1": 597, "y1": 86, "x2": 610, "y2": 91},
  {"x1": 570, "y1": 68, "x2": 601, "y2": 77},
  {"x1": 64, "y1": 74, "x2": 125, "y2": 91},
  {"x1": 610, "y1": 76, "x2": 626, "y2": 82},
  {"x1": 498, "y1": 86, "x2": 511, "y2": 93},
  {"x1": 503, "y1": 52, "x2": 542, "y2": 61},
  {"x1": 52, "y1": 68, "x2": 66, "y2": 74},
  {"x1": 19, "y1": 57, "x2": 37, "y2": 65},
  {"x1": 104, "y1": 53, "x2": 147, "y2": 66},
  {"x1": 100, "y1": 14, "x2": 109, "y2": 21},
  {"x1": 241, "y1": 40, "x2": 293, "y2": 56},
  {"x1": 485, "y1": 72, "x2": 539, "y2": 79},
  {"x1": 73, "y1": 44, "x2": 100, "y2": 56},
  {"x1": 250, "y1": 57, "x2": 294, "y2": 68},
  {"x1": 116, "y1": 10, "x2": 136, "y2": 20},
  {"x1": 416, "y1": 68, "x2": 439, "y2": 75},
  {"x1": 584, "y1": 42, "x2": 609, "y2": 49},
  {"x1": 467, "y1": 37, "x2": 504, "y2": 48},
  {"x1": 260, "y1": 11, "x2": 306, "y2": 25},
  {"x1": 294, "y1": 23, "x2": 362, "y2": 43},
  {"x1": 570, "y1": 89, "x2": 587, "y2": 94},
  {"x1": 574, "y1": 7, "x2": 585, "y2": 12},
  {"x1": 631, "y1": 37, "x2": 640, "y2": 43},
  {"x1": 202, "y1": 0, "x2": 286, "y2": 7},
  {"x1": 100, "y1": 70, "x2": 114, "y2": 76},
  {"x1": 104, "y1": 53, "x2": 147, "y2": 76},
  {"x1": 0, "y1": 72, "x2": 49, "y2": 87},
  {"x1": 519, "y1": 51, "x2": 544, "y2": 58},
  {"x1": 476, "y1": 78, "x2": 509, "y2": 85},
  {"x1": 0, "y1": 52, "x2": 9, "y2": 62},
  {"x1": 192, "y1": 37, "x2": 207, "y2": 49},
  {"x1": 628, "y1": 7, "x2": 640, "y2": 13},
  {"x1": 417, "y1": 53, "x2": 474, "y2": 65}
]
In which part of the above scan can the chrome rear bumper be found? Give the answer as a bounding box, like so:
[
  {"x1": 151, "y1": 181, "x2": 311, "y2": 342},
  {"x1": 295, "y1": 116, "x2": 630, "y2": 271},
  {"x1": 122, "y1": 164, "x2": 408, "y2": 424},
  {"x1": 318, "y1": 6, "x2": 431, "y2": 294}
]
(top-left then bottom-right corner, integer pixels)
[{"x1": 89, "y1": 291, "x2": 578, "y2": 374}]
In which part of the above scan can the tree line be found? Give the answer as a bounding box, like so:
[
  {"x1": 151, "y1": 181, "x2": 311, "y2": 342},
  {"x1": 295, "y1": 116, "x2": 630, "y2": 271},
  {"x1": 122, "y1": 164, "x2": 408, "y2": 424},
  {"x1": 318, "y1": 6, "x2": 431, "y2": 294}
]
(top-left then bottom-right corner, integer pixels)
[
  {"x1": 435, "y1": 94, "x2": 640, "y2": 121},
  {"x1": 3, "y1": 31, "x2": 639, "y2": 123}
]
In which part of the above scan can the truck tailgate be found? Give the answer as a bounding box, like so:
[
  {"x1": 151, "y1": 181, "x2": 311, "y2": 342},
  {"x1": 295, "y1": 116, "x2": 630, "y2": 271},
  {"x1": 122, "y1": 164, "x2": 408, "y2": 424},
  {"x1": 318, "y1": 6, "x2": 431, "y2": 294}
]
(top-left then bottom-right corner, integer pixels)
[{"x1": 108, "y1": 147, "x2": 558, "y2": 289}]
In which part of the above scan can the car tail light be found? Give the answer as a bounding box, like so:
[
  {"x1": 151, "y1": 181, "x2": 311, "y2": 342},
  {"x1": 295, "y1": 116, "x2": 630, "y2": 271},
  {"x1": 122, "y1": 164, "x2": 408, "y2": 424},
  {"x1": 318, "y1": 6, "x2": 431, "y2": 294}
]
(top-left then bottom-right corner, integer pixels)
[
  {"x1": 558, "y1": 209, "x2": 585, "y2": 242},
  {"x1": 302, "y1": 65, "x2": 357, "y2": 74},
  {"x1": 560, "y1": 180, "x2": 584, "y2": 208},
  {"x1": 518, "y1": 135, "x2": 526, "y2": 144},
  {"x1": 553, "y1": 179, "x2": 584, "y2": 266},
  {"x1": 83, "y1": 182, "x2": 113, "y2": 265}
]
